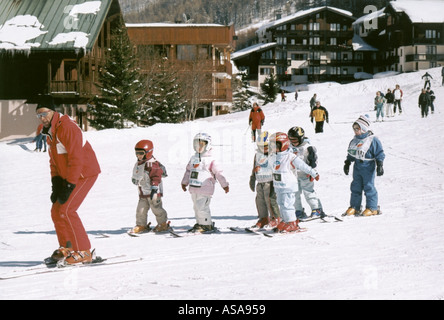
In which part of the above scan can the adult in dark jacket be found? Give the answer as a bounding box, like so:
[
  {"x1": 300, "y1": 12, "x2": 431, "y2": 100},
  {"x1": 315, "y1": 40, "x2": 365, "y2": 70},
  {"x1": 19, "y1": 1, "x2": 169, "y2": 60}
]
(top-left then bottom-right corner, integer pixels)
[
  {"x1": 385, "y1": 89, "x2": 394, "y2": 117},
  {"x1": 418, "y1": 88, "x2": 431, "y2": 118}
]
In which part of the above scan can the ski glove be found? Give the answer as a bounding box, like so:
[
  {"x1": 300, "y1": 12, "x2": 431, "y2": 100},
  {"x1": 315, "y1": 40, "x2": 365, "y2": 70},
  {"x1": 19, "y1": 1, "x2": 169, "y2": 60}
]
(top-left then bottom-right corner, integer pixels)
[
  {"x1": 343, "y1": 160, "x2": 351, "y2": 175},
  {"x1": 57, "y1": 180, "x2": 76, "y2": 204},
  {"x1": 150, "y1": 186, "x2": 159, "y2": 202},
  {"x1": 249, "y1": 175, "x2": 256, "y2": 192},
  {"x1": 307, "y1": 174, "x2": 320, "y2": 182},
  {"x1": 50, "y1": 176, "x2": 64, "y2": 204},
  {"x1": 376, "y1": 161, "x2": 384, "y2": 176}
]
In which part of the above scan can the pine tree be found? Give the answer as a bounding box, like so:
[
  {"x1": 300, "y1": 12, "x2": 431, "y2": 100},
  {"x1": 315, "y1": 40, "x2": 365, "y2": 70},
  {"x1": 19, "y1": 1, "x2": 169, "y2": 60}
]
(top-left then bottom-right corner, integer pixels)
[
  {"x1": 137, "y1": 57, "x2": 187, "y2": 126},
  {"x1": 260, "y1": 74, "x2": 280, "y2": 105},
  {"x1": 89, "y1": 19, "x2": 144, "y2": 130},
  {"x1": 232, "y1": 71, "x2": 254, "y2": 111}
]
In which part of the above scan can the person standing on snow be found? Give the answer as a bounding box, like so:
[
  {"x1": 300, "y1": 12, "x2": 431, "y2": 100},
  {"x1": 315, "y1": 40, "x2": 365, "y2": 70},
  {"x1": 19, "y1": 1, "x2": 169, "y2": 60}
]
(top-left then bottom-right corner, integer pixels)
[
  {"x1": 418, "y1": 88, "x2": 431, "y2": 118},
  {"x1": 309, "y1": 94, "x2": 317, "y2": 110},
  {"x1": 393, "y1": 84, "x2": 403, "y2": 115},
  {"x1": 343, "y1": 115, "x2": 385, "y2": 217},
  {"x1": 422, "y1": 72, "x2": 433, "y2": 89},
  {"x1": 385, "y1": 89, "x2": 394, "y2": 118},
  {"x1": 181, "y1": 133, "x2": 229, "y2": 233},
  {"x1": 268, "y1": 132, "x2": 319, "y2": 233},
  {"x1": 36, "y1": 95, "x2": 101, "y2": 265},
  {"x1": 288, "y1": 126, "x2": 324, "y2": 220},
  {"x1": 130, "y1": 140, "x2": 170, "y2": 234},
  {"x1": 33, "y1": 123, "x2": 47, "y2": 152},
  {"x1": 248, "y1": 102, "x2": 265, "y2": 142},
  {"x1": 374, "y1": 91, "x2": 386, "y2": 122},
  {"x1": 249, "y1": 131, "x2": 281, "y2": 228},
  {"x1": 426, "y1": 87, "x2": 435, "y2": 114},
  {"x1": 310, "y1": 100, "x2": 329, "y2": 133}
]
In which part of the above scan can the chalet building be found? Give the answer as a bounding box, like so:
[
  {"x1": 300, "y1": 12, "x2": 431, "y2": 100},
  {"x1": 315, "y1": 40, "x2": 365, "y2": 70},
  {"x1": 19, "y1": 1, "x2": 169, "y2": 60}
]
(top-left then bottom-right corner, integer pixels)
[
  {"x1": 233, "y1": 6, "x2": 363, "y2": 89},
  {"x1": 0, "y1": 0, "x2": 123, "y2": 141},
  {"x1": 126, "y1": 23, "x2": 236, "y2": 117},
  {"x1": 354, "y1": 1, "x2": 444, "y2": 73}
]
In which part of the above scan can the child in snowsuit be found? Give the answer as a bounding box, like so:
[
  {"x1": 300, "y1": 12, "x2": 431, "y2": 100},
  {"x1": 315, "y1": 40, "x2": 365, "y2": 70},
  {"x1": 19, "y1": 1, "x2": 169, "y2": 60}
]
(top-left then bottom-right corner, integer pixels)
[
  {"x1": 374, "y1": 91, "x2": 386, "y2": 122},
  {"x1": 343, "y1": 115, "x2": 385, "y2": 217},
  {"x1": 249, "y1": 102, "x2": 265, "y2": 142},
  {"x1": 310, "y1": 101, "x2": 329, "y2": 133},
  {"x1": 269, "y1": 132, "x2": 319, "y2": 232},
  {"x1": 249, "y1": 131, "x2": 281, "y2": 228},
  {"x1": 287, "y1": 126, "x2": 324, "y2": 220},
  {"x1": 131, "y1": 140, "x2": 169, "y2": 234},
  {"x1": 181, "y1": 133, "x2": 229, "y2": 232}
]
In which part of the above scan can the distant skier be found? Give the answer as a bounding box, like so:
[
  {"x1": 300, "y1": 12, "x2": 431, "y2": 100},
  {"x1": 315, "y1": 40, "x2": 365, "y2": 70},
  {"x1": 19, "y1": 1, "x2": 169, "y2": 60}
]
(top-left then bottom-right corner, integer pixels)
[
  {"x1": 268, "y1": 132, "x2": 319, "y2": 233},
  {"x1": 418, "y1": 88, "x2": 431, "y2": 118},
  {"x1": 309, "y1": 94, "x2": 317, "y2": 110},
  {"x1": 130, "y1": 140, "x2": 169, "y2": 234},
  {"x1": 288, "y1": 126, "x2": 324, "y2": 220},
  {"x1": 249, "y1": 131, "x2": 281, "y2": 228},
  {"x1": 310, "y1": 100, "x2": 329, "y2": 133},
  {"x1": 343, "y1": 115, "x2": 385, "y2": 217},
  {"x1": 442, "y1": 66, "x2": 444, "y2": 86},
  {"x1": 426, "y1": 87, "x2": 435, "y2": 114},
  {"x1": 422, "y1": 72, "x2": 433, "y2": 89},
  {"x1": 248, "y1": 102, "x2": 265, "y2": 142},
  {"x1": 374, "y1": 91, "x2": 386, "y2": 122},
  {"x1": 393, "y1": 84, "x2": 403, "y2": 115},
  {"x1": 281, "y1": 90, "x2": 286, "y2": 101},
  {"x1": 385, "y1": 89, "x2": 394, "y2": 118},
  {"x1": 181, "y1": 133, "x2": 229, "y2": 233}
]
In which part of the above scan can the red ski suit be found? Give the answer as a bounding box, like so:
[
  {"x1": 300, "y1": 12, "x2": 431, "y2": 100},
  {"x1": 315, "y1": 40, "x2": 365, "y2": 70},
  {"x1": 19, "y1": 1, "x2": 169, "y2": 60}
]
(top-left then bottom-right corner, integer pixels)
[
  {"x1": 249, "y1": 105, "x2": 265, "y2": 130},
  {"x1": 46, "y1": 112, "x2": 101, "y2": 251}
]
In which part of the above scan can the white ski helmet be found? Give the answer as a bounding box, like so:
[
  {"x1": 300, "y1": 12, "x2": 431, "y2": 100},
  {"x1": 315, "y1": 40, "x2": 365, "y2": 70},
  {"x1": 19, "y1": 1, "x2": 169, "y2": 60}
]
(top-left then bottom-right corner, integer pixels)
[{"x1": 193, "y1": 132, "x2": 212, "y2": 154}]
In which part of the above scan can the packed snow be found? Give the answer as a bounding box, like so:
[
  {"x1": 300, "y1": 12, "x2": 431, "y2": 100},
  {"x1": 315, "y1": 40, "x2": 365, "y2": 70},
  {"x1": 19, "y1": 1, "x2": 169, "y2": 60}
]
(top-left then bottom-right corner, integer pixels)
[{"x1": 1, "y1": 67, "x2": 443, "y2": 300}]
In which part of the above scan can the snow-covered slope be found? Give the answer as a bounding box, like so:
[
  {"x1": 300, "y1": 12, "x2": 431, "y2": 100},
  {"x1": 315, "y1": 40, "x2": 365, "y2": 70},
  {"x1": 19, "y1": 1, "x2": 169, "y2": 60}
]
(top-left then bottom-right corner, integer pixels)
[{"x1": 1, "y1": 68, "x2": 443, "y2": 300}]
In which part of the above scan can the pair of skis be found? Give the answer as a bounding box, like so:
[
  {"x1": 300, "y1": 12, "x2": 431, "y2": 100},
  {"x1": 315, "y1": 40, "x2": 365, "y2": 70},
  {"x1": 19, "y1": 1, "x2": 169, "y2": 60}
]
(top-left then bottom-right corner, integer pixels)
[{"x1": 0, "y1": 254, "x2": 142, "y2": 281}]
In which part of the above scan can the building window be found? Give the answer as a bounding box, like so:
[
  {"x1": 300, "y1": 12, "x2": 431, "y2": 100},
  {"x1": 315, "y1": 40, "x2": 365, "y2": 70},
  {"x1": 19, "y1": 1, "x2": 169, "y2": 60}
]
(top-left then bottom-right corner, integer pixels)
[
  {"x1": 309, "y1": 37, "x2": 320, "y2": 45},
  {"x1": 426, "y1": 46, "x2": 437, "y2": 55},
  {"x1": 425, "y1": 30, "x2": 438, "y2": 39},
  {"x1": 260, "y1": 68, "x2": 274, "y2": 75},
  {"x1": 330, "y1": 23, "x2": 341, "y2": 31},
  {"x1": 309, "y1": 23, "x2": 320, "y2": 31},
  {"x1": 177, "y1": 45, "x2": 196, "y2": 60},
  {"x1": 330, "y1": 38, "x2": 337, "y2": 45}
]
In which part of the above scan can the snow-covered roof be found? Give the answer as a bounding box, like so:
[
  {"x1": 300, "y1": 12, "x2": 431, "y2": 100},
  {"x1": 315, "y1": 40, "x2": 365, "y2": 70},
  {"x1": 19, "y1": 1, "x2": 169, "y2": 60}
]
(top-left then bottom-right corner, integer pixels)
[
  {"x1": 352, "y1": 34, "x2": 378, "y2": 52},
  {"x1": 353, "y1": 8, "x2": 386, "y2": 25},
  {"x1": 258, "y1": 6, "x2": 354, "y2": 33},
  {"x1": 231, "y1": 42, "x2": 277, "y2": 60},
  {"x1": 126, "y1": 23, "x2": 226, "y2": 28},
  {"x1": 0, "y1": 0, "x2": 117, "y2": 52},
  {"x1": 390, "y1": 0, "x2": 444, "y2": 23}
]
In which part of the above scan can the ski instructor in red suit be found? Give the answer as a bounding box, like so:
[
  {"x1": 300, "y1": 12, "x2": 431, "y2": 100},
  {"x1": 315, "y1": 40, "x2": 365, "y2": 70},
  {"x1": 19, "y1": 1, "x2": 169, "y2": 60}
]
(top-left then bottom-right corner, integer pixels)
[{"x1": 36, "y1": 95, "x2": 101, "y2": 265}]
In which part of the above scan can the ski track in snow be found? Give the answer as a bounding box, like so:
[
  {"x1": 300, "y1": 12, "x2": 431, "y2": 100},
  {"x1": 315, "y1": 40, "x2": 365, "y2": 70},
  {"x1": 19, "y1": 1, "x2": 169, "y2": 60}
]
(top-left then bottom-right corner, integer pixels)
[{"x1": 1, "y1": 67, "x2": 444, "y2": 300}]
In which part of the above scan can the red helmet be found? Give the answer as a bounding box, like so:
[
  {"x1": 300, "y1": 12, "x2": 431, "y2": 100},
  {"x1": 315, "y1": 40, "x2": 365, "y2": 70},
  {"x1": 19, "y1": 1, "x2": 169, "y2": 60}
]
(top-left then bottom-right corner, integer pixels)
[
  {"x1": 135, "y1": 140, "x2": 154, "y2": 159},
  {"x1": 269, "y1": 132, "x2": 290, "y2": 152}
]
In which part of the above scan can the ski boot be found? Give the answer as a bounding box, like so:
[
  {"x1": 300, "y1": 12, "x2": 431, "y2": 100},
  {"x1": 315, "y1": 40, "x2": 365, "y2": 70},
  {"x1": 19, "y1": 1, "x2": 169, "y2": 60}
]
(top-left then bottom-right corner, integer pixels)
[
  {"x1": 296, "y1": 209, "x2": 307, "y2": 220},
  {"x1": 362, "y1": 207, "x2": 380, "y2": 217},
  {"x1": 188, "y1": 223, "x2": 215, "y2": 233},
  {"x1": 129, "y1": 223, "x2": 151, "y2": 234},
  {"x1": 153, "y1": 221, "x2": 171, "y2": 233},
  {"x1": 253, "y1": 217, "x2": 269, "y2": 228},
  {"x1": 64, "y1": 250, "x2": 94, "y2": 265},
  {"x1": 267, "y1": 216, "x2": 281, "y2": 228},
  {"x1": 44, "y1": 247, "x2": 72, "y2": 266},
  {"x1": 275, "y1": 220, "x2": 300, "y2": 233},
  {"x1": 310, "y1": 209, "x2": 325, "y2": 218},
  {"x1": 343, "y1": 207, "x2": 360, "y2": 216}
]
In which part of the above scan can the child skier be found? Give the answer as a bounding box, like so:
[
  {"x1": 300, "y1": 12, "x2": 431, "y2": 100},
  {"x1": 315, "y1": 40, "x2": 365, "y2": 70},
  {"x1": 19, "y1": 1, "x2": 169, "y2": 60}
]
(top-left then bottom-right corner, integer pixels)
[
  {"x1": 343, "y1": 115, "x2": 385, "y2": 216},
  {"x1": 287, "y1": 126, "x2": 324, "y2": 220},
  {"x1": 130, "y1": 140, "x2": 170, "y2": 234},
  {"x1": 181, "y1": 133, "x2": 229, "y2": 233},
  {"x1": 269, "y1": 132, "x2": 319, "y2": 233},
  {"x1": 249, "y1": 131, "x2": 281, "y2": 228}
]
